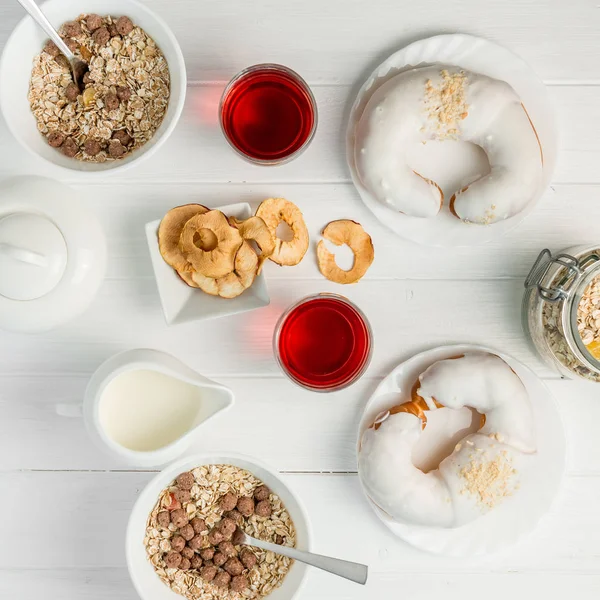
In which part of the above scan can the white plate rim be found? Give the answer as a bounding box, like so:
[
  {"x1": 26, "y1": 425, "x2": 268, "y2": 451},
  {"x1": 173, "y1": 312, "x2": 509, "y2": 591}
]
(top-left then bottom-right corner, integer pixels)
[{"x1": 346, "y1": 33, "x2": 558, "y2": 247}]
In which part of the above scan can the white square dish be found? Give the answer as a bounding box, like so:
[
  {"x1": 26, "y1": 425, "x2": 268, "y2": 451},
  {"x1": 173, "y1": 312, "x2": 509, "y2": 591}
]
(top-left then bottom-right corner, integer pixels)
[{"x1": 145, "y1": 202, "x2": 270, "y2": 326}]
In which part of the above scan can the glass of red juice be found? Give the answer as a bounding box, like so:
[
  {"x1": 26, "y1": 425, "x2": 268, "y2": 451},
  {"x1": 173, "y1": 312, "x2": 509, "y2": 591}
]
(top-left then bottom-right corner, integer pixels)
[
  {"x1": 274, "y1": 293, "x2": 373, "y2": 392},
  {"x1": 219, "y1": 64, "x2": 318, "y2": 165}
]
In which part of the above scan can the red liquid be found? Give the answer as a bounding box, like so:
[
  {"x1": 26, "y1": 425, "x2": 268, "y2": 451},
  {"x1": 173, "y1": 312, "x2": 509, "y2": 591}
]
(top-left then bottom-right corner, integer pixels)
[
  {"x1": 277, "y1": 297, "x2": 371, "y2": 390},
  {"x1": 221, "y1": 68, "x2": 315, "y2": 161}
]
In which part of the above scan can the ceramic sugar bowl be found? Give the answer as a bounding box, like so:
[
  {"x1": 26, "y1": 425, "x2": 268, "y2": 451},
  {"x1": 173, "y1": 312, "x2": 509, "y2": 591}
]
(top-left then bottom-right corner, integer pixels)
[{"x1": 0, "y1": 176, "x2": 106, "y2": 332}]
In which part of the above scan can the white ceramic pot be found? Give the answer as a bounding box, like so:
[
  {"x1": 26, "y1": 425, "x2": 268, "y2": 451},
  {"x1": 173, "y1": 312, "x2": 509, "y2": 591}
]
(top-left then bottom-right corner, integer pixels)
[
  {"x1": 0, "y1": 0, "x2": 186, "y2": 174},
  {"x1": 83, "y1": 349, "x2": 235, "y2": 467},
  {"x1": 127, "y1": 453, "x2": 310, "y2": 600}
]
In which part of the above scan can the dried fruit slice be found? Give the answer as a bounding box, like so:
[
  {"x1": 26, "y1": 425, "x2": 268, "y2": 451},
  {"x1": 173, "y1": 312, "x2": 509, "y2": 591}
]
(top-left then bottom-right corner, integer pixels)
[
  {"x1": 179, "y1": 210, "x2": 243, "y2": 278},
  {"x1": 191, "y1": 242, "x2": 259, "y2": 299},
  {"x1": 317, "y1": 220, "x2": 374, "y2": 284},
  {"x1": 229, "y1": 216, "x2": 275, "y2": 274},
  {"x1": 255, "y1": 198, "x2": 309, "y2": 266},
  {"x1": 158, "y1": 204, "x2": 209, "y2": 273}
]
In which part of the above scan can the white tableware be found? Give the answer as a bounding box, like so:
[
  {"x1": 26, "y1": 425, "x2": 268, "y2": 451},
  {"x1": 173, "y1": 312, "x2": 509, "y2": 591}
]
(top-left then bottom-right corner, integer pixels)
[
  {"x1": 239, "y1": 531, "x2": 368, "y2": 585},
  {"x1": 0, "y1": 176, "x2": 106, "y2": 333},
  {"x1": 127, "y1": 453, "x2": 310, "y2": 600},
  {"x1": 146, "y1": 202, "x2": 270, "y2": 326},
  {"x1": 346, "y1": 34, "x2": 558, "y2": 247},
  {"x1": 83, "y1": 349, "x2": 234, "y2": 467},
  {"x1": 0, "y1": 0, "x2": 186, "y2": 174},
  {"x1": 357, "y1": 344, "x2": 566, "y2": 557}
]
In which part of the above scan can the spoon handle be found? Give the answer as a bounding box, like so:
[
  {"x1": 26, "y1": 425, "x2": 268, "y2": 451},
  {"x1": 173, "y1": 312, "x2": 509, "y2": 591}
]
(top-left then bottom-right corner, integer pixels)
[
  {"x1": 16, "y1": 0, "x2": 74, "y2": 59},
  {"x1": 245, "y1": 535, "x2": 368, "y2": 585}
]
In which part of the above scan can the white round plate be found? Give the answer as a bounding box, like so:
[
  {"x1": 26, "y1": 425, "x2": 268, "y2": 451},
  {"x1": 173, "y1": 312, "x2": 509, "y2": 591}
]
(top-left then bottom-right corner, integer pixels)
[
  {"x1": 357, "y1": 344, "x2": 566, "y2": 557},
  {"x1": 346, "y1": 34, "x2": 558, "y2": 247}
]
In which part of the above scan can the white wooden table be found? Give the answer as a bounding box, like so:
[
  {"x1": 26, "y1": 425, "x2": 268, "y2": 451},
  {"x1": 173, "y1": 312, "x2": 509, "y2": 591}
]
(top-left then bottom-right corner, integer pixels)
[{"x1": 1, "y1": 0, "x2": 599, "y2": 598}]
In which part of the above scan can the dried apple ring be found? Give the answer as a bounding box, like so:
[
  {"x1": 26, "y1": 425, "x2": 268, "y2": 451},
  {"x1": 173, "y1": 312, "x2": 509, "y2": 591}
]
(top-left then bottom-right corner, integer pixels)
[
  {"x1": 317, "y1": 220, "x2": 374, "y2": 284},
  {"x1": 179, "y1": 210, "x2": 243, "y2": 278},
  {"x1": 229, "y1": 216, "x2": 275, "y2": 274},
  {"x1": 158, "y1": 204, "x2": 208, "y2": 273},
  {"x1": 255, "y1": 198, "x2": 309, "y2": 266},
  {"x1": 191, "y1": 242, "x2": 258, "y2": 299}
]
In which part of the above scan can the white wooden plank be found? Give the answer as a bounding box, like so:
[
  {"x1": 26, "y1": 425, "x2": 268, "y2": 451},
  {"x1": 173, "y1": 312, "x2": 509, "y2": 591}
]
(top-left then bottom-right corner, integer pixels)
[
  {"x1": 0, "y1": 471, "x2": 597, "y2": 574},
  {"x1": 0, "y1": 85, "x2": 598, "y2": 183},
  {"x1": 0, "y1": 278, "x2": 549, "y2": 378},
  {"x1": 0, "y1": 375, "x2": 595, "y2": 474},
  {"x1": 1, "y1": 569, "x2": 597, "y2": 600},
  {"x1": 49, "y1": 181, "x2": 600, "y2": 282},
  {"x1": 2, "y1": 0, "x2": 599, "y2": 83}
]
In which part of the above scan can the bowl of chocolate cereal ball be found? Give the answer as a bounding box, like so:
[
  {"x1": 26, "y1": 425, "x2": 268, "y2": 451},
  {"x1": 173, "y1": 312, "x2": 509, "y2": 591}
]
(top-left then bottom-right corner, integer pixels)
[
  {"x1": 127, "y1": 454, "x2": 310, "y2": 600},
  {"x1": 0, "y1": 0, "x2": 186, "y2": 173}
]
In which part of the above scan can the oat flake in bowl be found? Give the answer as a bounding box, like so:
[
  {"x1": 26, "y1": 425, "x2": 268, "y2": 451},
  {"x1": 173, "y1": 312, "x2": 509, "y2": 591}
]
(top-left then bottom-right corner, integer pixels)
[{"x1": 29, "y1": 13, "x2": 169, "y2": 162}]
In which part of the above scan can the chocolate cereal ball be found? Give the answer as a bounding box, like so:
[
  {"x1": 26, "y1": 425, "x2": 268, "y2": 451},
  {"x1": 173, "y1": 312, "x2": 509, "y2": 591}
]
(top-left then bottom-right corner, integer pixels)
[
  {"x1": 190, "y1": 517, "x2": 207, "y2": 535},
  {"x1": 200, "y1": 547, "x2": 215, "y2": 561},
  {"x1": 84, "y1": 139, "x2": 101, "y2": 156},
  {"x1": 255, "y1": 500, "x2": 272, "y2": 518},
  {"x1": 47, "y1": 131, "x2": 65, "y2": 148},
  {"x1": 254, "y1": 485, "x2": 270, "y2": 501},
  {"x1": 171, "y1": 535, "x2": 185, "y2": 553},
  {"x1": 231, "y1": 574, "x2": 250, "y2": 593},
  {"x1": 176, "y1": 472, "x2": 195, "y2": 491},
  {"x1": 180, "y1": 557, "x2": 191, "y2": 571},
  {"x1": 237, "y1": 496, "x2": 254, "y2": 517},
  {"x1": 275, "y1": 535, "x2": 285, "y2": 545},
  {"x1": 225, "y1": 509, "x2": 243, "y2": 524},
  {"x1": 200, "y1": 565, "x2": 217, "y2": 582},
  {"x1": 179, "y1": 524, "x2": 195, "y2": 542},
  {"x1": 62, "y1": 21, "x2": 82, "y2": 38},
  {"x1": 240, "y1": 549, "x2": 257, "y2": 570},
  {"x1": 43, "y1": 40, "x2": 60, "y2": 57},
  {"x1": 157, "y1": 511, "x2": 171, "y2": 529},
  {"x1": 108, "y1": 139, "x2": 126, "y2": 158},
  {"x1": 173, "y1": 489, "x2": 191, "y2": 504},
  {"x1": 65, "y1": 82, "x2": 80, "y2": 103},
  {"x1": 85, "y1": 14, "x2": 103, "y2": 32},
  {"x1": 207, "y1": 528, "x2": 224, "y2": 546},
  {"x1": 188, "y1": 535, "x2": 203, "y2": 551},
  {"x1": 218, "y1": 517, "x2": 237, "y2": 540},
  {"x1": 213, "y1": 551, "x2": 227, "y2": 567},
  {"x1": 213, "y1": 571, "x2": 231, "y2": 589},
  {"x1": 170, "y1": 509, "x2": 188, "y2": 529},
  {"x1": 92, "y1": 26, "x2": 110, "y2": 46},
  {"x1": 224, "y1": 557, "x2": 243, "y2": 577},
  {"x1": 219, "y1": 492, "x2": 238, "y2": 512},
  {"x1": 181, "y1": 546, "x2": 194, "y2": 560},
  {"x1": 218, "y1": 541, "x2": 235, "y2": 557},
  {"x1": 112, "y1": 129, "x2": 133, "y2": 146},
  {"x1": 190, "y1": 555, "x2": 203, "y2": 570},
  {"x1": 116, "y1": 16, "x2": 134, "y2": 35},
  {"x1": 231, "y1": 527, "x2": 245, "y2": 546},
  {"x1": 164, "y1": 551, "x2": 182, "y2": 569},
  {"x1": 61, "y1": 137, "x2": 78, "y2": 157},
  {"x1": 116, "y1": 85, "x2": 131, "y2": 102},
  {"x1": 105, "y1": 92, "x2": 119, "y2": 111}
]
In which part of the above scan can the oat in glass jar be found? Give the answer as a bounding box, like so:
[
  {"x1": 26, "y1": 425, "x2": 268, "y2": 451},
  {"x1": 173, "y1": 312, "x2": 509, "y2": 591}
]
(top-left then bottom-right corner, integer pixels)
[{"x1": 523, "y1": 246, "x2": 600, "y2": 381}]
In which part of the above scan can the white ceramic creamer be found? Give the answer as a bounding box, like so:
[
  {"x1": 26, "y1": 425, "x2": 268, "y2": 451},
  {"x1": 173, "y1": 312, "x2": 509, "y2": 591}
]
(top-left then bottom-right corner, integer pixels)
[{"x1": 83, "y1": 349, "x2": 234, "y2": 466}]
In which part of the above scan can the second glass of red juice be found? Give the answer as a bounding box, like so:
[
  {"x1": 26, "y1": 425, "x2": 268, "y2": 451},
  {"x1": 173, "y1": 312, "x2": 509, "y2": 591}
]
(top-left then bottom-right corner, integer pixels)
[
  {"x1": 274, "y1": 293, "x2": 373, "y2": 392},
  {"x1": 219, "y1": 64, "x2": 318, "y2": 165}
]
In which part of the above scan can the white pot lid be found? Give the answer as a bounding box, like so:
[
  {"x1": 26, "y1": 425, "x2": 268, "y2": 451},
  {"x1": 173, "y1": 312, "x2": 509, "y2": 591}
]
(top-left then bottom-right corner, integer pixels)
[
  {"x1": 0, "y1": 212, "x2": 68, "y2": 300},
  {"x1": 0, "y1": 176, "x2": 107, "y2": 333}
]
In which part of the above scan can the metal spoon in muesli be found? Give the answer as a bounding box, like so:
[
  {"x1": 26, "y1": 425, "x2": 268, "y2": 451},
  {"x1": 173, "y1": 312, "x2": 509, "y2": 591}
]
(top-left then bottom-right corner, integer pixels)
[
  {"x1": 237, "y1": 530, "x2": 368, "y2": 585},
  {"x1": 16, "y1": 0, "x2": 88, "y2": 90}
]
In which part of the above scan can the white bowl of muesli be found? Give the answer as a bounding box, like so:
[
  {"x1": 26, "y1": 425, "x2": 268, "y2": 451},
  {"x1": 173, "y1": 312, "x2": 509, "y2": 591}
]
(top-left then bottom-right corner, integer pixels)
[
  {"x1": 0, "y1": 0, "x2": 186, "y2": 173},
  {"x1": 126, "y1": 454, "x2": 310, "y2": 600}
]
